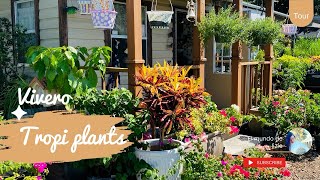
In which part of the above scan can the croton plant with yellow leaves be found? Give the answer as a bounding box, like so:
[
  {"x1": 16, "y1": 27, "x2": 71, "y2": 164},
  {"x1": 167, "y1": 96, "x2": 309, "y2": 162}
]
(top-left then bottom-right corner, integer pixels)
[{"x1": 136, "y1": 61, "x2": 209, "y2": 145}]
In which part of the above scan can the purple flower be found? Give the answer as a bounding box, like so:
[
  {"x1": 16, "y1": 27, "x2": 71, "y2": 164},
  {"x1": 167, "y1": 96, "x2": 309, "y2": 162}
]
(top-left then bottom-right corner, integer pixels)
[
  {"x1": 159, "y1": 141, "x2": 164, "y2": 147},
  {"x1": 217, "y1": 171, "x2": 223, "y2": 177},
  {"x1": 221, "y1": 160, "x2": 228, "y2": 166},
  {"x1": 184, "y1": 137, "x2": 192, "y2": 148},
  {"x1": 37, "y1": 176, "x2": 42, "y2": 180},
  {"x1": 168, "y1": 137, "x2": 173, "y2": 144}
]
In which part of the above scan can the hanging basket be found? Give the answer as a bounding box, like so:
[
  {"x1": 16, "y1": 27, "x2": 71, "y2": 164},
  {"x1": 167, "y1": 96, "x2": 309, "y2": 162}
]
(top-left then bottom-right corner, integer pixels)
[
  {"x1": 90, "y1": 0, "x2": 117, "y2": 29},
  {"x1": 91, "y1": 10, "x2": 117, "y2": 29},
  {"x1": 147, "y1": 11, "x2": 173, "y2": 29},
  {"x1": 147, "y1": 0, "x2": 173, "y2": 29},
  {"x1": 282, "y1": 24, "x2": 297, "y2": 36},
  {"x1": 78, "y1": 1, "x2": 92, "y2": 14}
]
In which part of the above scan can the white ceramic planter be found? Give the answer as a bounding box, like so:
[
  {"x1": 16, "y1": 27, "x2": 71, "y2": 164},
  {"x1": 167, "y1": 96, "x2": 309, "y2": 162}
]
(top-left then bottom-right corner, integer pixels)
[{"x1": 135, "y1": 139, "x2": 184, "y2": 180}]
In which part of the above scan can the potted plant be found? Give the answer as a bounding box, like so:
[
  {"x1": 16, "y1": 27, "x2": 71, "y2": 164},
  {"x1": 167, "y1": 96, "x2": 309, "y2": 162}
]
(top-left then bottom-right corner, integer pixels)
[
  {"x1": 134, "y1": 62, "x2": 208, "y2": 179},
  {"x1": 198, "y1": 6, "x2": 246, "y2": 45},
  {"x1": 246, "y1": 17, "x2": 283, "y2": 46}
]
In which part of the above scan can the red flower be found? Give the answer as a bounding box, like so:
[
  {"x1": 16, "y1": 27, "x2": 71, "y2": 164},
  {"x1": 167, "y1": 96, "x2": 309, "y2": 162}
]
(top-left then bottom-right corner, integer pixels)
[
  {"x1": 229, "y1": 126, "x2": 239, "y2": 135},
  {"x1": 280, "y1": 169, "x2": 291, "y2": 177},
  {"x1": 219, "y1": 110, "x2": 227, "y2": 117},
  {"x1": 272, "y1": 101, "x2": 280, "y2": 107},
  {"x1": 230, "y1": 116, "x2": 236, "y2": 123},
  {"x1": 272, "y1": 112, "x2": 277, "y2": 116}
]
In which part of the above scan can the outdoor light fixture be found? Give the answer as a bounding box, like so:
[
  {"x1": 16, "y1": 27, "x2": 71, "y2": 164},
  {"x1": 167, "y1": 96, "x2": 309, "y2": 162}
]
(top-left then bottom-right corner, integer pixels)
[{"x1": 186, "y1": 0, "x2": 197, "y2": 25}]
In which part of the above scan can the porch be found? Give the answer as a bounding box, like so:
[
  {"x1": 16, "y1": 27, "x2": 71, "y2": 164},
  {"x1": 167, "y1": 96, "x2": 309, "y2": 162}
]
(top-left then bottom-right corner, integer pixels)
[{"x1": 101, "y1": 0, "x2": 274, "y2": 114}]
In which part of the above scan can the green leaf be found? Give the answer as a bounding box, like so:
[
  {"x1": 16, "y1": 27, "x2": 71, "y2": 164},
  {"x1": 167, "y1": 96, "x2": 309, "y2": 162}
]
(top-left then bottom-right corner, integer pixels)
[
  {"x1": 68, "y1": 46, "x2": 78, "y2": 54},
  {"x1": 65, "y1": 51, "x2": 73, "y2": 59},
  {"x1": 68, "y1": 72, "x2": 78, "y2": 89},
  {"x1": 46, "y1": 69, "x2": 57, "y2": 82},
  {"x1": 86, "y1": 68, "x2": 98, "y2": 88}
]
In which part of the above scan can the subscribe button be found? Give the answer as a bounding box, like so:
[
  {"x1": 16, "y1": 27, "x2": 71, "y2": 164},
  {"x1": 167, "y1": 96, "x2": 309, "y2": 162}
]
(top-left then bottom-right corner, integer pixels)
[{"x1": 243, "y1": 158, "x2": 286, "y2": 168}]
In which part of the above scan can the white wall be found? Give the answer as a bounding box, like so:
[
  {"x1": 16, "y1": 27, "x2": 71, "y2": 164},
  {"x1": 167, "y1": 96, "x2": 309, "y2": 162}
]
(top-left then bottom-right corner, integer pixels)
[
  {"x1": 0, "y1": 1, "x2": 11, "y2": 20},
  {"x1": 39, "y1": 0, "x2": 60, "y2": 47}
]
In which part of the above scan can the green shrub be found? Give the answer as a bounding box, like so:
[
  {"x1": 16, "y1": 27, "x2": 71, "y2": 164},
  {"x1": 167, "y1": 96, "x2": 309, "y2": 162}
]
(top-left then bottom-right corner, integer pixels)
[{"x1": 291, "y1": 38, "x2": 320, "y2": 57}]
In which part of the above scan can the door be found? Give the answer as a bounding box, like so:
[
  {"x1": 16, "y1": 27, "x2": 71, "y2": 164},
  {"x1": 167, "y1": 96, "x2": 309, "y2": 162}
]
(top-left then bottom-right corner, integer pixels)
[{"x1": 174, "y1": 9, "x2": 194, "y2": 66}]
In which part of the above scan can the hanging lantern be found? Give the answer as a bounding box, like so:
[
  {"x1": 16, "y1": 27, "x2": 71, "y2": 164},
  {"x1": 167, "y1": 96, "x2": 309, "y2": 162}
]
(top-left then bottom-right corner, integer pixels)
[
  {"x1": 282, "y1": 24, "x2": 298, "y2": 36},
  {"x1": 78, "y1": 1, "x2": 92, "y2": 14},
  {"x1": 146, "y1": 0, "x2": 173, "y2": 29},
  {"x1": 91, "y1": 0, "x2": 117, "y2": 29}
]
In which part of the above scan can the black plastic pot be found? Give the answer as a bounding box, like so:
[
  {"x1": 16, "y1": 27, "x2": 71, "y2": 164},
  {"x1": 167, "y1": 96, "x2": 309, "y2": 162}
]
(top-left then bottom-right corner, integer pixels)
[
  {"x1": 314, "y1": 135, "x2": 320, "y2": 153},
  {"x1": 46, "y1": 163, "x2": 88, "y2": 180},
  {"x1": 261, "y1": 126, "x2": 278, "y2": 146}
]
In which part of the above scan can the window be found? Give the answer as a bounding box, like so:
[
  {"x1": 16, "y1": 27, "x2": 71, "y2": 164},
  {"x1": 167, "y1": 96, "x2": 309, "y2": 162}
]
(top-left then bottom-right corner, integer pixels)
[
  {"x1": 214, "y1": 42, "x2": 232, "y2": 74},
  {"x1": 111, "y1": 2, "x2": 148, "y2": 68},
  {"x1": 14, "y1": 0, "x2": 35, "y2": 33}
]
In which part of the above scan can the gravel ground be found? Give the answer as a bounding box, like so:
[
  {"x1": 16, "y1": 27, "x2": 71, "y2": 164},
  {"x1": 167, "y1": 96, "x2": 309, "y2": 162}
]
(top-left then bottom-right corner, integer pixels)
[{"x1": 281, "y1": 149, "x2": 320, "y2": 180}]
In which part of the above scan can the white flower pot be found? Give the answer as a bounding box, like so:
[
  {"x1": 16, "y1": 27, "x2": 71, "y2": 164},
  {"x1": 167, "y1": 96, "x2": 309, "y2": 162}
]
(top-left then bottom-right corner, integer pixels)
[{"x1": 135, "y1": 139, "x2": 184, "y2": 180}]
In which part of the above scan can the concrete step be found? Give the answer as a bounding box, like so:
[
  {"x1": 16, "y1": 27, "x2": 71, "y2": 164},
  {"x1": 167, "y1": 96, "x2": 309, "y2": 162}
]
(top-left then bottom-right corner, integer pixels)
[{"x1": 223, "y1": 134, "x2": 262, "y2": 155}]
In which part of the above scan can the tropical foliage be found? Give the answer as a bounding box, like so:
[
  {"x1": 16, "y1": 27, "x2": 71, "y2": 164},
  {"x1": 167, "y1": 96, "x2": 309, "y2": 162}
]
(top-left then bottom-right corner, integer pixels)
[
  {"x1": 26, "y1": 46, "x2": 112, "y2": 94},
  {"x1": 136, "y1": 61, "x2": 208, "y2": 145}
]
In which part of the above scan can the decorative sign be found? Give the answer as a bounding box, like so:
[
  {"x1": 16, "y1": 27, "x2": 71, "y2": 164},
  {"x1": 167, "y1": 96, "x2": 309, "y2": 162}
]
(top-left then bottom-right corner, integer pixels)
[
  {"x1": 282, "y1": 24, "x2": 298, "y2": 35},
  {"x1": 0, "y1": 111, "x2": 132, "y2": 163},
  {"x1": 11, "y1": 88, "x2": 72, "y2": 120},
  {"x1": 289, "y1": 0, "x2": 314, "y2": 27}
]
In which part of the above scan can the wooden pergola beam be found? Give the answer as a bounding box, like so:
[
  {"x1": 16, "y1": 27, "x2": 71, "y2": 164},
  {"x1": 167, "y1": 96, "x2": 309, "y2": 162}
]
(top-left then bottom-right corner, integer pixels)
[
  {"x1": 263, "y1": 0, "x2": 274, "y2": 97},
  {"x1": 231, "y1": 0, "x2": 243, "y2": 108},
  {"x1": 192, "y1": 0, "x2": 207, "y2": 88},
  {"x1": 126, "y1": 0, "x2": 145, "y2": 98}
]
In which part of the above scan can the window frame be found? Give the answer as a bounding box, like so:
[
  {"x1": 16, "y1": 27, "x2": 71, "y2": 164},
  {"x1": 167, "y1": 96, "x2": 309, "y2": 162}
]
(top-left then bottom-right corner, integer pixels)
[
  {"x1": 213, "y1": 40, "x2": 232, "y2": 74},
  {"x1": 110, "y1": 1, "x2": 148, "y2": 66},
  {"x1": 14, "y1": 0, "x2": 35, "y2": 34}
]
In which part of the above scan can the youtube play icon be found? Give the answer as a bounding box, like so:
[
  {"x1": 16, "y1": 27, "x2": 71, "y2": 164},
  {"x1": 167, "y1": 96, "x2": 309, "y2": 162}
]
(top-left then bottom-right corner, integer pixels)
[{"x1": 243, "y1": 158, "x2": 286, "y2": 168}]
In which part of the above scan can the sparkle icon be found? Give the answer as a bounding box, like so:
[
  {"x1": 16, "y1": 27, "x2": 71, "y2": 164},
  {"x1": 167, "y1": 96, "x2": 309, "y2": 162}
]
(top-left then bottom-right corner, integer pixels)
[{"x1": 11, "y1": 105, "x2": 27, "y2": 120}]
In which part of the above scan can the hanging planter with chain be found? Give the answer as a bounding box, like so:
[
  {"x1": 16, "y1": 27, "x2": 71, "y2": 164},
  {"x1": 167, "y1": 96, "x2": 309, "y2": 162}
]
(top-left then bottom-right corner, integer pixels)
[
  {"x1": 146, "y1": 0, "x2": 173, "y2": 29},
  {"x1": 91, "y1": 0, "x2": 117, "y2": 29}
]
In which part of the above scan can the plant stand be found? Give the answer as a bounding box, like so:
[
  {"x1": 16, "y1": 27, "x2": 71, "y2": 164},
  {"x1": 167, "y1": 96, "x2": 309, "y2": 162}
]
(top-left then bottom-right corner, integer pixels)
[{"x1": 134, "y1": 139, "x2": 184, "y2": 180}]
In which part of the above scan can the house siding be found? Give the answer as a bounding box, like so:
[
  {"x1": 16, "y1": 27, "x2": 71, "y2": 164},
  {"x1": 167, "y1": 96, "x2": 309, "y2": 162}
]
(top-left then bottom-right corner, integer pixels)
[
  {"x1": 39, "y1": 0, "x2": 59, "y2": 47},
  {"x1": 0, "y1": 1, "x2": 11, "y2": 20}
]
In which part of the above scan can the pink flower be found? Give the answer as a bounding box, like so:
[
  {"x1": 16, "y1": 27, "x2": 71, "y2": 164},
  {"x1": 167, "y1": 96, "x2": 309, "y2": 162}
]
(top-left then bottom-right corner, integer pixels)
[
  {"x1": 242, "y1": 170, "x2": 250, "y2": 178},
  {"x1": 191, "y1": 134, "x2": 198, "y2": 140},
  {"x1": 229, "y1": 126, "x2": 239, "y2": 135},
  {"x1": 168, "y1": 137, "x2": 173, "y2": 144},
  {"x1": 204, "y1": 152, "x2": 210, "y2": 159},
  {"x1": 272, "y1": 101, "x2": 280, "y2": 107},
  {"x1": 184, "y1": 137, "x2": 192, "y2": 147},
  {"x1": 200, "y1": 132, "x2": 207, "y2": 142},
  {"x1": 272, "y1": 112, "x2": 277, "y2": 116},
  {"x1": 217, "y1": 171, "x2": 223, "y2": 177},
  {"x1": 219, "y1": 110, "x2": 227, "y2": 117},
  {"x1": 159, "y1": 141, "x2": 164, "y2": 147},
  {"x1": 37, "y1": 176, "x2": 42, "y2": 180},
  {"x1": 230, "y1": 116, "x2": 236, "y2": 123},
  {"x1": 221, "y1": 160, "x2": 228, "y2": 166},
  {"x1": 33, "y1": 163, "x2": 47, "y2": 173}
]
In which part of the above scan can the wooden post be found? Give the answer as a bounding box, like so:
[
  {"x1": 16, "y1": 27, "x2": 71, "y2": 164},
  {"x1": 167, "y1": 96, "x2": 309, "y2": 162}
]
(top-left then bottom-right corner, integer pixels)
[
  {"x1": 192, "y1": 0, "x2": 206, "y2": 88},
  {"x1": 126, "y1": 0, "x2": 144, "y2": 98},
  {"x1": 231, "y1": 0, "x2": 243, "y2": 109},
  {"x1": 263, "y1": 0, "x2": 274, "y2": 98},
  {"x1": 58, "y1": 0, "x2": 68, "y2": 46}
]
